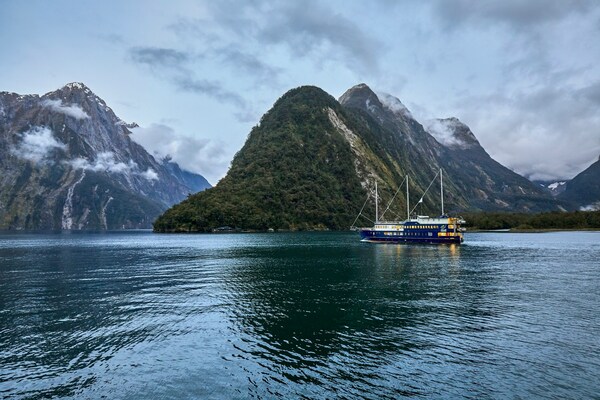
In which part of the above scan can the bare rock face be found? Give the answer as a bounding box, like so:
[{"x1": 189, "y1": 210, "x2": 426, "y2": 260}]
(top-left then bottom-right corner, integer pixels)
[{"x1": 0, "y1": 83, "x2": 210, "y2": 230}]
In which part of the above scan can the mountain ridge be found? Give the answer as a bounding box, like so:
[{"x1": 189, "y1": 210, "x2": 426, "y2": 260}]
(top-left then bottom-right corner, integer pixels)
[
  {"x1": 340, "y1": 83, "x2": 559, "y2": 213},
  {"x1": 0, "y1": 83, "x2": 210, "y2": 230},
  {"x1": 154, "y1": 83, "x2": 564, "y2": 233}
]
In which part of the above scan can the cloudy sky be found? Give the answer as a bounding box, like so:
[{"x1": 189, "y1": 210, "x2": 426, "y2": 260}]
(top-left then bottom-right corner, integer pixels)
[{"x1": 2, "y1": 0, "x2": 599, "y2": 183}]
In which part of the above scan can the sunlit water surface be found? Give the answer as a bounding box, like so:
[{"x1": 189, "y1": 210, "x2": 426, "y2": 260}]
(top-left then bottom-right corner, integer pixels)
[{"x1": 1, "y1": 231, "x2": 599, "y2": 399}]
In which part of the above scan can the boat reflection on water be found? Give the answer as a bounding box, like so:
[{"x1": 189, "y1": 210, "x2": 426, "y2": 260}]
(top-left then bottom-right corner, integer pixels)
[{"x1": 219, "y1": 233, "x2": 483, "y2": 397}]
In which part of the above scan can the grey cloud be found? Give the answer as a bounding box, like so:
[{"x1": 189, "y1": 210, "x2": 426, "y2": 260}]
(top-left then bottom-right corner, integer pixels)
[
  {"x1": 128, "y1": 46, "x2": 253, "y2": 121},
  {"x1": 578, "y1": 81, "x2": 600, "y2": 105},
  {"x1": 97, "y1": 33, "x2": 126, "y2": 45},
  {"x1": 432, "y1": 0, "x2": 595, "y2": 29},
  {"x1": 173, "y1": 76, "x2": 246, "y2": 108},
  {"x1": 258, "y1": 2, "x2": 382, "y2": 74},
  {"x1": 456, "y1": 82, "x2": 600, "y2": 181},
  {"x1": 174, "y1": 1, "x2": 382, "y2": 76},
  {"x1": 167, "y1": 18, "x2": 282, "y2": 86},
  {"x1": 218, "y1": 47, "x2": 282, "y2": 84},
  {"x1": 423, "y1": 0, "x2": 600, "y2": 181},
  {"x1": 129, "y1": 46, "x2": 191, "y2": 69}
]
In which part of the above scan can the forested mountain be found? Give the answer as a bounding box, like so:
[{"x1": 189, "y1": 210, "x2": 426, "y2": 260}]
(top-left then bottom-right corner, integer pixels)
[{"x1": 155, "y1": 86, "x2": 368, "y2": 231}]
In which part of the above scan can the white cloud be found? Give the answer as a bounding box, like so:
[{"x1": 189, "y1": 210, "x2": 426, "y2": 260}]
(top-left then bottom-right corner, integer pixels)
[
  {"x1": 11, "y1": 126, "x2": 66, "y2": 163},
  {"x1": 68, "y1": 152, "x2": 158, "y2": 181},
  {"x1": 69, "y1": 152, "x2": 132, "y2": 173},
  {"x1": 140, "y1": 168, "x2": 159, "y2": 181},
  {"x1": 41, "y1": 99, "x2": 90, "y2": 120},
  {"x1": 376, "y1": 92, "x2": 413, "y2": 119},
  {"x1": 131, "y1": 123, "x2": 227, "y2": 184},
  {"x1": 580, "y1": 202, "x2": 600, "y2": 211},
  {"x1": 424, "y1": 119, "x2": 468, "y2": 149}
]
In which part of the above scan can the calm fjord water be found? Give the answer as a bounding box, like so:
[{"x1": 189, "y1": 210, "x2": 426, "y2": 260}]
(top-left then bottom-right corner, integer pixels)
[{"x1": 1, "y1": 231, "x2": 599, "y2": 399}]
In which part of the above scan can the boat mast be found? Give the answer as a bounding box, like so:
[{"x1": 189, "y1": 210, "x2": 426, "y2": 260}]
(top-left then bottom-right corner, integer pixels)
[
  {"x1": 440, "y1": 168, "x2": 444, "y2": 216},
  {"x1": 375, "y1": 181, "x2": 379, "y2": 223},
  {"x1": 406, "y1": 175, "x2": 409, "y2": 220}
]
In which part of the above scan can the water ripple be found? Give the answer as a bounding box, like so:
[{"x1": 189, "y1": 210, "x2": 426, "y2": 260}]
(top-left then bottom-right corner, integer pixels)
[{"x1": 1, "y1": 231, "x2": 599, "y2": 398}]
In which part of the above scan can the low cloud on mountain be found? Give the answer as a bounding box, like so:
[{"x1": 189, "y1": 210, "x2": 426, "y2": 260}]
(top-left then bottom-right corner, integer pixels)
[
  {"x1": 68, "y1": 152, "x2": 158, "y2": 181},
  {"x1": 11, "y1": 126, "x2": 66, "y2": 163},
  {"x1": 41, "y1": 99, "x2": 90, "y2": 120}
]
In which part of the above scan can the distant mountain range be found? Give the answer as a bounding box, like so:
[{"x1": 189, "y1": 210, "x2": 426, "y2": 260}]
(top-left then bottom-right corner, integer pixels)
[
  {"x1": 3, "y1": 82, "x2": 597, "y2": 232},
  {"x1": 533, "y1": 157, "x2": 600, "y2": 211},
  {"x1": 559, "y1": 155, "x2": 600, "y2": 210},
  {"x1": 340, "y1": 84, "x2": 559, "y2": 212},
  {"x1": 154, "y1": 83, "x2": 580, "y2": 232},
  {"x1": 534, "y1": 180, "x2": 568, "y2": 197},
  {"x1": 0, "y1": 83, "x2": 210, "y2": 230}
]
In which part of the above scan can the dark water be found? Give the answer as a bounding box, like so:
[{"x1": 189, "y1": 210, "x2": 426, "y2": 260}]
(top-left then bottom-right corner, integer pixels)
[{"x1": 1, "y1": 231, "x2": 599, "y2": 399}]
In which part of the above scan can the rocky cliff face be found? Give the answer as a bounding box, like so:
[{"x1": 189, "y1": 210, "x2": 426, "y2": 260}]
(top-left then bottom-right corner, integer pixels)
[{"x1": 0, "y1": 83, "x2": 210, "y2": 230}]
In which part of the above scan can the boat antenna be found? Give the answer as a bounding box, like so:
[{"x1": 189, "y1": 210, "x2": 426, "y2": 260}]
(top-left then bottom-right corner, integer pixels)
[
  {"x1": 406, "y1": 175, "x2": 410, "y2": 220},
  {"x1": 440, "y1": 167, "x2": 444, "y2": 216},
  {"x1": 375, "y1": 181, "x2": 379, "y2": 223},
  {"x1": 350, "y1": 193, "x2": 371, "y2": 229},
  {"x1": 380, "y1": 176, "x2": 407, "y2": 220},
  {"x1": 409, "y1": 169, "x2": 440, "y2": 216}
]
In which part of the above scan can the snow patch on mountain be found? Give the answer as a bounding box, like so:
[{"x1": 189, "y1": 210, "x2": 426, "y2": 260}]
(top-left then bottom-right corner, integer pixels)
[
  {"x1": 548, "y1": 181, "x2": 566, "y2": 190},
  {"x1": 535, "y1": 180, "x2": 568, "y2": 196},
  {"x1": 41, "y1": 99, "x2": 90, "y2": 120},
  {"x1": 11, "y1": 126, "x2": 66, "y2": 163},
  {"x1": 115, "y1": 119, "x2": 139, "y2": 129},
  {"x1": 64, "y1": 82, "x2": 86, "y2": 90}
]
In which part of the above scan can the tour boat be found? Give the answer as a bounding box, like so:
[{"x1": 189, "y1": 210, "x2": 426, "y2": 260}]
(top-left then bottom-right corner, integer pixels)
[{"x1": 354, "y1": 169, "x2": 465, "y2": 244}]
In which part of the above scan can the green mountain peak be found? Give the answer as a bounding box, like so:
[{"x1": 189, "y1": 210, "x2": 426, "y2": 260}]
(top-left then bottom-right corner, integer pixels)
[{"x1": 154, "y1": 86, "x2": 369, "y2": 232}]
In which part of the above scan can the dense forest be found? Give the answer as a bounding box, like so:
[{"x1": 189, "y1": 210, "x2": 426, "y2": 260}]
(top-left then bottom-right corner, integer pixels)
[
  {"x1": 153, "y1": 87, "x2": 369, "y2": 232},
  {"x1": 463, "y1": 210, "x2": 600, "y2": 230}
]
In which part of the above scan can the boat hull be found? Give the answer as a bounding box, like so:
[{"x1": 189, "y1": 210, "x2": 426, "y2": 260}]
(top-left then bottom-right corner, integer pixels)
[{"x1": 359, "y1": 229, "x2": 463, "y2": 244}]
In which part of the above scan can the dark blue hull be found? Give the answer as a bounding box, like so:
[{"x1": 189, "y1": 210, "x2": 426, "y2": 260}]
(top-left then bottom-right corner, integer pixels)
[{"x1": 359, "y1": 230, "x2": 463, "y2": 244}]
